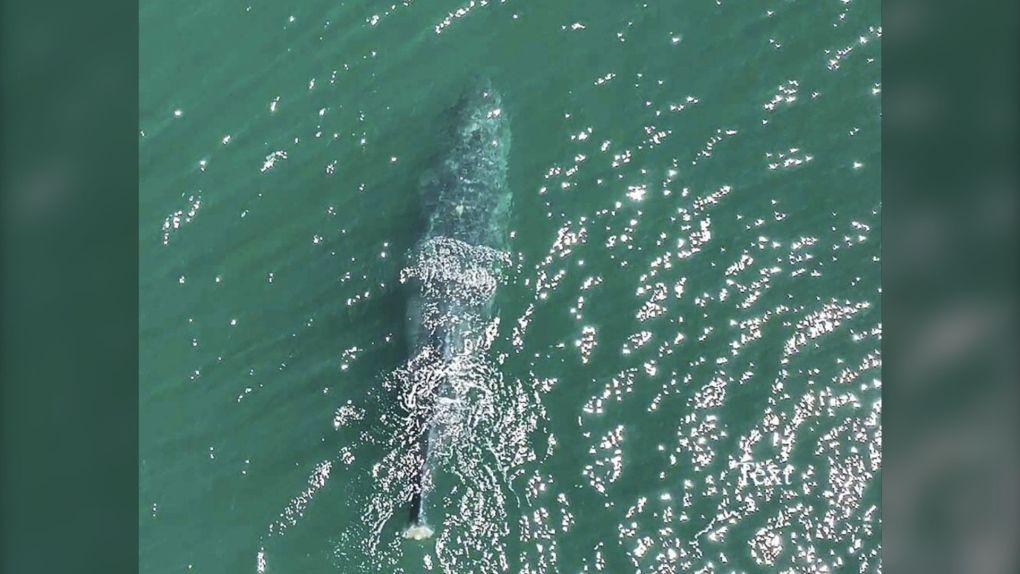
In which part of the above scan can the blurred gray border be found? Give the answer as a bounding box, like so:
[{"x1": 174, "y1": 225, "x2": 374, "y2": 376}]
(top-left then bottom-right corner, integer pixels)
[
  {"x1": 884, "y1": 0, "x2": 1019, "y2": 572},
  {"x1": 0, "y1": 0, "x2": 138, "y2": 571}
]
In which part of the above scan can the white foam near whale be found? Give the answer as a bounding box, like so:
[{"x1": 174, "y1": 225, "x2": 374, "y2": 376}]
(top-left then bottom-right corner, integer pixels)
[{"x1": 402, "y1": 524, "x2": 435, "y2": 540}]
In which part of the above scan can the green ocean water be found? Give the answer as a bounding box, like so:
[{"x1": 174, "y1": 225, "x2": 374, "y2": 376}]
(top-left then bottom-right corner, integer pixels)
[{"x1": 140, "y1": 1, "x2": 881, "y2": 572}]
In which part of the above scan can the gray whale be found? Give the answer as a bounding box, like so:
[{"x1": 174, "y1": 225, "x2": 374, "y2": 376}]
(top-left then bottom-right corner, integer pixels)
[{"x1": 402, "y1": 79, "x2": 511, "y2": 540}]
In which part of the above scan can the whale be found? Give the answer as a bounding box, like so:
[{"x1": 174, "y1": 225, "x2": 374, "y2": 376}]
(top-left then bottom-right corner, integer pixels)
[{"x1": 402, "y1": 79, "x2": 511, "y2": 540}]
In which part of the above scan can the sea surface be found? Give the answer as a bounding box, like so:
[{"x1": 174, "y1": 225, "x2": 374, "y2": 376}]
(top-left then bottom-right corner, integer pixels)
[{"x1": 139, "y1": 0, "x2": 881, "y2": 572}]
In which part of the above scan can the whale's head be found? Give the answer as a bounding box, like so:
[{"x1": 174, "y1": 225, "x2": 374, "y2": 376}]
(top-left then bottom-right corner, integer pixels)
[
  {"x1": 460, "y1": 77, "x2": 500, "y2": 112},
  {"x1": 455, "y1": 77, "x2": 509, "y2": 150},
  {"x1": 427, "y1": 78, "x2": 512, "y2": 249}
]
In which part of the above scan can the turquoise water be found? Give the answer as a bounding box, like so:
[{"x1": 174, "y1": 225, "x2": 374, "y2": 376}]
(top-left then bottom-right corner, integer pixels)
[{"x1": 140, "y1": 1, "x2": 881, "y2": 572}]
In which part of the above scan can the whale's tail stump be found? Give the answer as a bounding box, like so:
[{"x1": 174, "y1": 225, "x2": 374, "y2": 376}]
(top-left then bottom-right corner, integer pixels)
[{"x1": 404, "y1": 423, "x2": 435, "y2": 540}]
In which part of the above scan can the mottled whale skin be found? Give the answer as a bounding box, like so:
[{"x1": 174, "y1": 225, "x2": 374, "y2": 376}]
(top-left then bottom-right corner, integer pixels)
[{"x1": 404, "y1": 80, "x2": 510, "y2": 540}]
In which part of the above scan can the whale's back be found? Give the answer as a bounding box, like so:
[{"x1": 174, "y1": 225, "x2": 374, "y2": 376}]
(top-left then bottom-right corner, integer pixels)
[{"x1": 424, "y1": 81, "x2": 511, "y2": 250}]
